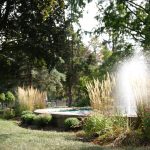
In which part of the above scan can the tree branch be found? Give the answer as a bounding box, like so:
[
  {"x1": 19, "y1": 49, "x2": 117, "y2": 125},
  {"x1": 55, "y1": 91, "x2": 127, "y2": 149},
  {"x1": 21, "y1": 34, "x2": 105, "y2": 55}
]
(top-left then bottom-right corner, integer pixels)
[
  {"x1": 124, "y1": 2, "x2": 145, "y2": 24},
  {"x1": 127, "y1": 0, "x2": 148, "y2": 13}
]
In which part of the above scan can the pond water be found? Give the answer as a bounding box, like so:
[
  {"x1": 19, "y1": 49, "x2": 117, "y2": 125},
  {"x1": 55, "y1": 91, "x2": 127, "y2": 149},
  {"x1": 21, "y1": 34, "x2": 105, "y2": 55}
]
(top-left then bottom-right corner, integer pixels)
[{"x1": 34, "y1": 107, "x2": 92, "y2": 117}]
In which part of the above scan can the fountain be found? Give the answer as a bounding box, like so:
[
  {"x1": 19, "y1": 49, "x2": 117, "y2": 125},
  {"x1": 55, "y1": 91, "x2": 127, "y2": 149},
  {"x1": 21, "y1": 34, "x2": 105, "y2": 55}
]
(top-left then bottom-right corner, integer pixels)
[
  {"x1": 116, "y1": 49, "x2": 150, "y2": 116},
  {"x1": 34, "y1": 107, "x2": 92, "y2": 117},
  {"x1": 34, "y1": 107, "x2": 92, "y2": 127},
  {"x1": 34, "y1": 48, "x2": 150, "y2": 127}
]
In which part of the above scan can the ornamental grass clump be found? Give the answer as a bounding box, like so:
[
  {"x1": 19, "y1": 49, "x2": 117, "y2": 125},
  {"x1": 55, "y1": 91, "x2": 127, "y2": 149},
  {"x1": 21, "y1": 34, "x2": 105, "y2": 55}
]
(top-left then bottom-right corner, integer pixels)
[
  {"x1": 86, "y1": 73, "x2": 115, "y2": 114},
  {"x1": 17, "y1": 87, "x2": 47, "y2": 113},
  {"x1": 131, "y1": 79, "x2": 150, "y2": 140}
]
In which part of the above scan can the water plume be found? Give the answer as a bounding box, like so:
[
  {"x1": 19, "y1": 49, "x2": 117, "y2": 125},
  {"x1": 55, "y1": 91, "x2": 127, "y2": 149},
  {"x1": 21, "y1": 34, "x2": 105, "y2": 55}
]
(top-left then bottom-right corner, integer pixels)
[{"x1": 116, "y1": 49, "x2": 150, "y2": 116}]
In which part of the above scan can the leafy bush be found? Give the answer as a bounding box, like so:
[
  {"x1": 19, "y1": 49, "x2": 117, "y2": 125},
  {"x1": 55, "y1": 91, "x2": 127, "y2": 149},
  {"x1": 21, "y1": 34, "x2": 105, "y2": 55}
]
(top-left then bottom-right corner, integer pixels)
[
  {"x1": 15, "y1": 102, "x2": 30, "y2": 116},
  {"x1": 84, "y1": 115, "x2": 112, "y2": 136},
  {"x1": 0, "y1": 93, "x2": 5, "y2": 102},
  {"x1": 3, "y1": 108, "x2": 15, "y2": 119},
  {"x1": 5, "y1": 91, "x2": 15, "y2": 103},
  {"x1": 33, "y1": 114, "x2": 52, "y2": 127},
  {"x1": 64, "y1": 118, "x2": 80, "y2": 129},
  {"x1": 142, "y1": 112, "x2": 150, "y2": 140},
  {"x1": 21, "y1": 113, "x2": 36, "y2": 125},
  {"x1": 0, "y1": 110, "x2": 4, "y2": 115},
  {"x1": 74, "y1": 99, "x2": 90, "y2": 107},
  {"x1": 111, "y1": 116, "x2": 128, "y2": 129},
  {"x1": 21, "y1": 110, "x2": 33, "y2": 116}
]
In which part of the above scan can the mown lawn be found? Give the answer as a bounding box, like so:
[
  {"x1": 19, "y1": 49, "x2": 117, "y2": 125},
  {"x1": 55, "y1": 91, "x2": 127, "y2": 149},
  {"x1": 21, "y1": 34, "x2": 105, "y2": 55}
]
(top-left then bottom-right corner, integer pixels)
[{"x1": 0, "y1": 119, "x2": 149, "y2": 150}]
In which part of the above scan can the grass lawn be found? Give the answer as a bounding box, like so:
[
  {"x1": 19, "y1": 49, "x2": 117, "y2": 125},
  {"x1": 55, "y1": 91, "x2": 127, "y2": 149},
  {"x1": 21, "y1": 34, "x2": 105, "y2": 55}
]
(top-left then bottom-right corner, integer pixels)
[{"x1": 0, "y1": 119, "x2": 149, "y2": 150}]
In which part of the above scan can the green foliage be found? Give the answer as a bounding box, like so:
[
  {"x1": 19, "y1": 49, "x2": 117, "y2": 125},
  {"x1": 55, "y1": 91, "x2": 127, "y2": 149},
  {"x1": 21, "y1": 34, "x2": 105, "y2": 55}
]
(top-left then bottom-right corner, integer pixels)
[
  {"x1": 3, "y1": 108, "x2": 15, "y2": 119},
  {"x1": 142, "y1": 112, "x2": 150, "y2": 140},
  {"x1": 21, "y1": 113, "x2": 36, "y2": 125},
  {"x1": 33, "y1": 114, "x2": 52, "y2": 127},
  {"x1": 111, "y1": 116, "x2": 128, "y2": 129},
  {"x1": 99, "y1": 50, "x2": 133, "y2": 80},
  {"x1": 32, "y1": 67, "x2": 65, "y2": 98},
  {"x1": 64, "y1": 118, "x2": 80, "y2": 129},
  {"x1": 21, "y1": 112, "x2": 52, "y2": 127},
  {"x1": 5, "y1": 91, "x2": 15, "y2": 103},
  {"x1": 84, "y1": 115, "x2": 112, "y2": 136},
  {"x1": 0, "y1": 93, "x2": 5, "y2": 102},
  {"x1": 21, "y1": 110, "x2": 33, "y2": 116},
  {"x1": 95, "y1": 0, "x2": 150, "y2": 49},
  {"x1": 74, "y1": 99, "x2": 90, "y2": 107},
  {"x1": 14, "y1": 102, "x2": 30, "y2": 117},
  {"x1": 0, "y1": 0, "x2": 66, "y2": 90},
  {"x1": 0, "y1": 110, "x2": 4, "y2": 115}
]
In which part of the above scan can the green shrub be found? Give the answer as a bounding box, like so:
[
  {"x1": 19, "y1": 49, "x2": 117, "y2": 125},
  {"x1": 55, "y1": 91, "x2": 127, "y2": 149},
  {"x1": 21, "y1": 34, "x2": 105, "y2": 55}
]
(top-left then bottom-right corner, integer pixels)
[
  {"x1": 5, "y1": 91, "x2": 15, "y2": 103},
  {"x1": 0, "y1": 93, "x2": 5, "y2": 102},
  {"x1": 111, "y1": 116, "x2": 128, "y2": 129},
  {"x1": 84, "y1": 115, "x2": 111, "y2": 136},
  {"x1": 14, "y1": 102, "x2": 30, "y2": 116},
  {"x1": 21, "y1": 113, "x2": 36, "y2": 125},
  {"x1": 64, "y1": 117, "x2": 80, "y2": 129},
  {"x1": 74, "y1": 99, "x2": 90, "y2": 107},
  {"x1": 33, "y1": 114, "x2": 52, "y2": 127},
  {"x1": 0, "y1": 110, "x2": 4, "y2": 114},
  {"x1": 0, "y1": 93, "x2": 5, "y2": 109},
  {"x1": 21, "y1": 110, "x2": 33, "y2": 116},
  {"x1": 3, "y1": 108, "x2": 15, "y2": 119},
  {"x1": 142, "y1": 112, "x2": 150, "y2": 140}
]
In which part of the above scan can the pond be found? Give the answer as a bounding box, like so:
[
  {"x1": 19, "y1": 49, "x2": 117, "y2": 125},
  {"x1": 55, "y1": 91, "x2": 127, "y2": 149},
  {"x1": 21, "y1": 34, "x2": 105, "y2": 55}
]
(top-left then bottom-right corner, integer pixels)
[{"x1": 34, "y1": 107, "x2": 92, "y2": 128}]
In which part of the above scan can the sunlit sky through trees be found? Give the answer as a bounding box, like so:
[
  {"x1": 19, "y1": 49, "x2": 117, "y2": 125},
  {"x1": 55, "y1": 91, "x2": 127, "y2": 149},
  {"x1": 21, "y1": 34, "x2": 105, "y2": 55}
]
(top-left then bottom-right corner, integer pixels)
[{"x1": 79, "y1": 0, "x2": 144, "y2": 49}]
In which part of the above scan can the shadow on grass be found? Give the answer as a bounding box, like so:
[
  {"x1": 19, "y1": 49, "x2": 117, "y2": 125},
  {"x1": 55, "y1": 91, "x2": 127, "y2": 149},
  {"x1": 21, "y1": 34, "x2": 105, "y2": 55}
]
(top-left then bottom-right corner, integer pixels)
[
  {"x1": 19, "y1": 123, "x2": 65, "y2": 132},
  {"x1": 64, "y1": 135, "x2": 113, "y2": 150},
  {"x1": 0, "y1": 134, "x2": 11, "y2": 141},
  {"x1": 80, "y1": 147, "x2": 110, "y2": 150}
]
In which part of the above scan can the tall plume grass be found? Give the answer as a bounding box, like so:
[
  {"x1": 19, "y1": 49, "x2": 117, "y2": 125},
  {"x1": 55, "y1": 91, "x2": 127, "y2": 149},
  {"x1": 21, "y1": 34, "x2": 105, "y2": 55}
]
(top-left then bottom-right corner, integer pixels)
[
  {"x1": 86, "y1": 73, "x2": 115, "y2": 114},
  {"x1": 131, "y1": 78, "x2": 150, "y2": 117},
  {"x1": 17, "y1": 87, "x2": 47, "y2": 112}
]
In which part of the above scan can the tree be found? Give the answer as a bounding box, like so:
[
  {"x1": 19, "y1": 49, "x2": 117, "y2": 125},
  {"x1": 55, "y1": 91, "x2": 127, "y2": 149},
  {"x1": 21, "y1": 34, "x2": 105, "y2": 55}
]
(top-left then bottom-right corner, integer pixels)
[
  {"x1": 32, "y1": 67, "x2": 65, "y2": 99},
  {"x1": 60, "y1": 28, "x2": 99, "y2": 106},
  {"x1": 95, "y1": 0, "x2": 150, "y2": 50},
  {"x1": 0, "y1": 0, "x2": 66, "y2": 89}
]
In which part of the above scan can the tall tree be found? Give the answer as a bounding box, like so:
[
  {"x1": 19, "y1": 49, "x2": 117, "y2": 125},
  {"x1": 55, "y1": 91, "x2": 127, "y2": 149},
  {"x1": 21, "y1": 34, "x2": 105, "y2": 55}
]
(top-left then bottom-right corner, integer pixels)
[
  {"x1": 62, "y1": 0, "x2": 93, "y2": 106},
  {"x1": 0, "y1": 0, "x2": 66, "y2": 89}
]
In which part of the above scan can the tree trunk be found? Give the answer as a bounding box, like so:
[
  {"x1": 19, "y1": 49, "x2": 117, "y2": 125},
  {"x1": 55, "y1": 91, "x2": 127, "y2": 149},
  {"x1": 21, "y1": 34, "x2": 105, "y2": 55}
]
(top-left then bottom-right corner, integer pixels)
[{"x1": 68, "y1": 84, "x2": 72, "y2": 107}]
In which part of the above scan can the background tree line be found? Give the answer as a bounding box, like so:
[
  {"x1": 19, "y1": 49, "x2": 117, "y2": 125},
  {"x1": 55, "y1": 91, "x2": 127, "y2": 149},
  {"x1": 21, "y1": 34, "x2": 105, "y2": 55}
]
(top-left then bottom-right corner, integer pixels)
[{"x1": 1, "y1": 0, "x2": 149, "y2": 106}]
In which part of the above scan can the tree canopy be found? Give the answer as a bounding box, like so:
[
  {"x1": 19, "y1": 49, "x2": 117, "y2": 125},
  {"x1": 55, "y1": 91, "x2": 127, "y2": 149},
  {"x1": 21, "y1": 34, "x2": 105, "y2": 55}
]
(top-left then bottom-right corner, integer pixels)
[
  {"x1": 1, "y1": 0, "x2": 149, "y2": 106},
  {"x1": 0, "y1": 0, "x2": 66, "y2": 89},
  {"x1": 95, "y1": 0, "x2": 150, "y2": 50}
]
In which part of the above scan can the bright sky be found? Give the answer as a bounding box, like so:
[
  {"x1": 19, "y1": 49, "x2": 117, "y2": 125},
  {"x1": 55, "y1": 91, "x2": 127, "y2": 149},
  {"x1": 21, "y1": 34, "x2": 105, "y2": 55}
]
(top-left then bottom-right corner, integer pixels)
[
  {"x1": 80, "y1": 2, "x2": 98, "y2": 32},
  {"x1": 79, "y1": 0, "x2": 144, "y2": 47},
  {"x1": 77, "y1": 1, "x2": 98, "y2": 45}
]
